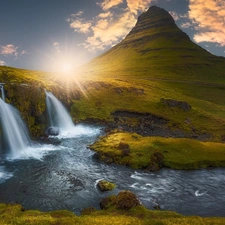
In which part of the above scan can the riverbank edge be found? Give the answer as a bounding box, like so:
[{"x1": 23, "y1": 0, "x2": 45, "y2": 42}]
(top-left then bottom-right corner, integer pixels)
[
  {"x1": 0, "y1": 202, "x2": 225, "y2": 225},
  {"x1": 89, "y1": 131, "x2": 225, "y2": 170}
]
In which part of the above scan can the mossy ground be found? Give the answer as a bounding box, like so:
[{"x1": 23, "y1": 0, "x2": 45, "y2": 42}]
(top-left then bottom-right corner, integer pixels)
[
  {"x1": 70, "y1": 76, "x2": 225, "y2": 142},
  {"x1": 90, "y1": 132, "x2": 225, "y2": 170},
  {"x1": 0, "y1": 203, "x2": 225, "y2": 225},
  {"x1": 2, "y1": 65, "x2": 225, "y2": 142}
]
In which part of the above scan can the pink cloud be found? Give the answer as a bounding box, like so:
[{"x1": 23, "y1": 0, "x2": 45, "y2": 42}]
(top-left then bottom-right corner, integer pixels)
[
  {"x1": 70, "y1": 18, "x2": 92, "y2": 34},
  {"x1": 98, "y1": 0, "x2": 123, "y2": 11},
  {"x1": 0, "y1": 44, "x2": 27, "y2": 57},
  {"x1": 188, "y1": 0, "x2": 225, "y2": 46},
  {"x1": 126, "y1": 0, "x2": 152, "y2": 15},
  {"x1": 0, "y1": 44, "x2": 18, "y2": 56},
  {"x1": 68, "y1": 0, "x2": 155, "y2": 52}
]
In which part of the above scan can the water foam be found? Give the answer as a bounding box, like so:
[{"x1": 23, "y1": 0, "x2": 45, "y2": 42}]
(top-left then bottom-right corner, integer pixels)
[
  {"x1": 6, "y1": 144, "x2": 67, "y2": 161},
  {"x1": 50, "y1": 125, "x2": 101, "y2": 139},
  {"x1": 0, "y1": 166, "x2": 13, "y2": 183}
]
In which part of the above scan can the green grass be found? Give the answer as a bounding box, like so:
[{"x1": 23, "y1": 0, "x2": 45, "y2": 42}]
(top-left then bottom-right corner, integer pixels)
[
  {"x1": 2, "y1": 61, "x2": 225, "y2": 141},
  {"x1": 90, "y1": 132, "x2": 225, "y2": 169},
  {"x1": 70, "y1": 77, "x2": 225, "y2": 141},
  {"x1": 0, "y1": 203, "x2": 224, "y2": 225}
]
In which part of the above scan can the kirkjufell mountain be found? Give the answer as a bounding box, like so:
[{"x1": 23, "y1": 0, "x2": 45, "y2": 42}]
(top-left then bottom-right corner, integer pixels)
[{"x1": 83, "y1": 6, "x2": 225, "y2": 83}]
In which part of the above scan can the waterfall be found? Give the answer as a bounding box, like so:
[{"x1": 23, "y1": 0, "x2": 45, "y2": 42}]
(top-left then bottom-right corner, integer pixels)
[
  {"x1": 45, "y1": 91, "x2": 74, "y2": 130},
  {"x1": 0, "y1": 85, "x2": 5, "y2": 102},
  {"x1": 0, "y1": 98, "x2": 31, "y2": 157}
]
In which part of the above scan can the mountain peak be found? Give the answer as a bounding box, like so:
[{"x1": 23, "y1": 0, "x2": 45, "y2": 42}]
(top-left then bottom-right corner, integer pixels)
[
  {"x1": 85, "y1": 6, "x2": 224, "y2": 81},
  {"x1": 130, "y1": 6, "x2": 175, "y2": 33},
  {"x1": 125, "y1": 5, "x2": 189, "y2": 41}
]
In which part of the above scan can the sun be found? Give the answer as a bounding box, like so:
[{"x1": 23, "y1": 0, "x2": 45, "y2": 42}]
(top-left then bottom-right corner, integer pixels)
[{"x1": 61, "y1": 62, "x2": 73, "y2": 74}]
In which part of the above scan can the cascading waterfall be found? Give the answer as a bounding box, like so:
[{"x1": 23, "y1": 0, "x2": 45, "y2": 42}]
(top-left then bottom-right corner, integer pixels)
[
  {"x1": 0, "y1": 98, "x2": 31, "y2": 157},
  {"x1": 45, "y1": 91, "x2": 74, "y2": 131},
  {"x1": 0, "y1": 85, "x2": 5, "y2": 102}
]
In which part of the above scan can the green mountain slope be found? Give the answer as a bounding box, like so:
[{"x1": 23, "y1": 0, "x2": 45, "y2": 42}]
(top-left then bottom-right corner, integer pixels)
[
  {"x1": 72, "y1": 6, "x2": 225, "y2": 142},
  {"x1": 83, "y1": 6, "x2": 225, "y2": 83}
]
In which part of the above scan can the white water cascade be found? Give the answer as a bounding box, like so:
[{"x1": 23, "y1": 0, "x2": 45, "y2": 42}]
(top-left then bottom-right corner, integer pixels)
[
  {"x1": 45, "y1": 91, "x2": 74, "y2": 131},
  {"x1": 0, "y1": 98, "x2": 31, "y2": 158},
  {"x1": 0, "y1": 85, "x2": 5, "y2": 102}
]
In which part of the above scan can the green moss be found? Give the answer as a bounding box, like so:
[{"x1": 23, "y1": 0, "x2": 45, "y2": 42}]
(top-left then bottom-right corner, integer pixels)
[
  {"x1": 0, "y1": 203, "x2": 224, "y2": 225},
  {"x1": 90, "y1": 132, "x2": 225, "y2": 170},
  {"x1": 97, "y1": 180, "x2": 116, "y2": 191},
  {"x1": 2, "y1": 64, "x2": 225, "y2": 142}
]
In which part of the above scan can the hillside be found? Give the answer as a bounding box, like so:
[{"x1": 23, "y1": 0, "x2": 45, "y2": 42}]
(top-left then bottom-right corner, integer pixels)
[
  {"x1": 83, "y1": 6, "x2": 225, "y2": 83},
  {"x1": 72, "y1": 6, "x2": 225, "y2": 142}
]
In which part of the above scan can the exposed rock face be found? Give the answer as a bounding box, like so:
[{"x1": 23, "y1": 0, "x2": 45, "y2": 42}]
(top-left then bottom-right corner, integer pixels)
[{"x1": 160, "y1": 98, "x2": 191, "y2": 112}]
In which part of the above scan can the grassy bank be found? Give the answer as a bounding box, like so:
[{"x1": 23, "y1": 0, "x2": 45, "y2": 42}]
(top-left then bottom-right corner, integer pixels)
[
  {"x1": 0, "y1": 203, "x2": 225, "y2": 225},
  {"x1": 2, "y1": 65, "x2": 225, "y2": 141},
  {"x1": 90, "y1": 132, "x2": 225, "y2": 170}
]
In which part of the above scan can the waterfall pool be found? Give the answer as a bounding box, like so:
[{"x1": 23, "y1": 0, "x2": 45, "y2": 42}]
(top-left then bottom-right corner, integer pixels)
[{"x1": 0, "y1": 124, "x2": 225, "y2": 217}]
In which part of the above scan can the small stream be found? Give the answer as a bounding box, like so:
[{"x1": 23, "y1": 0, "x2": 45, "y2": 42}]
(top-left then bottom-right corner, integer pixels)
[{"x1": 0, "y1": 124, "x2": 224, "y2": 217}]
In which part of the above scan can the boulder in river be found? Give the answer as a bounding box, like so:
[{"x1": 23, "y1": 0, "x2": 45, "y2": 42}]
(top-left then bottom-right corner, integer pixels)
[
  {"x1": 46, "y1": 126, "x2": 59, "y2": 136},
  {"x1": 97, "y1": 180, "x2": 116, "y2": 192}
]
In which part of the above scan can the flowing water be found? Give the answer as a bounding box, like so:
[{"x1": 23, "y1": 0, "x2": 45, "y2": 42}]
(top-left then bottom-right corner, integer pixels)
[
  {"x1": 0, "y1": 98, "x2": 31, "y2": 158},
  {"x1": 45, "y1": 91, "x2": 74, "y2": 131},
  {"x1": 0, "y1": 85, "x2": 5, "y2": 102},
  {"x1": 0, "y1": 91, "x2": 224, "y2": 217},
  {"x1": 0, "y1": 130, "x2": 224, "y2": 217}
]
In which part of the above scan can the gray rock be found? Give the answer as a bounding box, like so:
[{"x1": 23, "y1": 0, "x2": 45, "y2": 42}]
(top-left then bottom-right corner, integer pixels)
[
  {"x1": 160, "y1": 98, "x2": 191, "y2": 111},
  {"x1": 46, "y1": 126, "x2": 59, "y2": 136}
]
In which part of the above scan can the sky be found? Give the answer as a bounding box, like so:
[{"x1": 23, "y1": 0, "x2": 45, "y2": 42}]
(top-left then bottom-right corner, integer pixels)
[{"x1": 0, "y1": 0, "x2": 225, "y2": 72}]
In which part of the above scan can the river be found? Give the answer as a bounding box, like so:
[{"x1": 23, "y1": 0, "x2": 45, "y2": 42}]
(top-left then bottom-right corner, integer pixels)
[{"x1": 0, "y1": 124, "x2": 224, "y2": 217}]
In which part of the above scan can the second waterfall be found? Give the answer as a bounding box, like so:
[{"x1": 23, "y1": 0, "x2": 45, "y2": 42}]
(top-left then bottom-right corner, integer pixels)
[{"x1": 45, "y1": 91, "x2": 74, "y2": 131}]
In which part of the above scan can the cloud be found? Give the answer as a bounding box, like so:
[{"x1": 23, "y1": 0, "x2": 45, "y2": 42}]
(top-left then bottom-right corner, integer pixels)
[
  {"x1": 98, "y1": 11, "x2": 113, "y2": 18},
  {"x1": 53, "y1": 42, "x2": 60, "y2": 53},
  {"x1": 70, "y1": 10, "x2": 84, "y2": 17},
  {"x1": 169, "y1": 11, "x2": 188, "y2": 21},
  {"x1": 0, "y1": 44, "x2": 27, "y2": 57},
  {"x1": 98, "y1": 0, "x2": 123, "y2": 11},
  {"x1": 126, "y1": 0, "x2": 152, "y2": 15},
  {"x1": 181, "y1": 22, "x2": 192, "y2": 29},
  {"x1": 0, "y1": 61, "x2": 7, "y2": 66},
  {"x1": 21, "y1": 50, "x2": 28, "y2": 55},
  {"x1": 188, "y1": 0, "x2": 225, "y2": 46},
  {"x1": 70, "y1": 18, "x2": 92, "y2": 34},
  {"x1": 0, "y1": 44, "x2": 18, "y2": 56},
  {"x1": 84, "y1": 11, "x2": 137, "y2": 52},
  {"x1": 169, "y1": 11, "x2": 179, "y2": 21},
  {"x1": 68, "y1": 0, "x2": 155, "y2": 52}
]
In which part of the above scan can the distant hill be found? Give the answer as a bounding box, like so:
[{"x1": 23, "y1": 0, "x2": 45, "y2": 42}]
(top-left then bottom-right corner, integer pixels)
[{"x1": 82, "y1": 6, "x2": 225, "y2": 83}]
